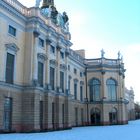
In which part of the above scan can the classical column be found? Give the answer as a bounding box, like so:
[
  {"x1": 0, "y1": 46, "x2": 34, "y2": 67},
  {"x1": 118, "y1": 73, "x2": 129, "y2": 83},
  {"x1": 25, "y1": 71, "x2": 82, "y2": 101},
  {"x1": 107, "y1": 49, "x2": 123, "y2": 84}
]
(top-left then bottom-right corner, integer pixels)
[
  {"x1": 33, "y1": 31, "x2": 40, "y2": 85},
  {"x1": 45, "y1": 36, "x2": 51, "y2": 88}
]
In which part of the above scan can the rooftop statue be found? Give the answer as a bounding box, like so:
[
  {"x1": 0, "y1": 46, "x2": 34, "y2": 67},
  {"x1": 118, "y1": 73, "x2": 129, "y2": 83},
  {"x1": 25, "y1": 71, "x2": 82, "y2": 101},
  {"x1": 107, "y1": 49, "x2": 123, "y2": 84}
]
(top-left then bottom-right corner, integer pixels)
[
  {"x1": 101, "y1": 49, "x2": 105, "y2": 58},
  {"x1": 40, "y1": 0, "x2": 69, "y2": 32},
  {"x1": 41, "y1": 0, "x2": 54, "y2": 8}
]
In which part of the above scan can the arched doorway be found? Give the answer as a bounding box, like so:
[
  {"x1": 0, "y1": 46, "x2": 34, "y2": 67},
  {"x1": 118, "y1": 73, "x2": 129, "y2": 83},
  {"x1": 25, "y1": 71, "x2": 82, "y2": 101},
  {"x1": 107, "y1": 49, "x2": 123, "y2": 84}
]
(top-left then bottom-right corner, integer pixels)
[
  {"x1": 90, "y1": 108, "x2": 101, "y2": 125},
  {"x1": 109, "y1": 108, "x2": 117, "y2": 124}
]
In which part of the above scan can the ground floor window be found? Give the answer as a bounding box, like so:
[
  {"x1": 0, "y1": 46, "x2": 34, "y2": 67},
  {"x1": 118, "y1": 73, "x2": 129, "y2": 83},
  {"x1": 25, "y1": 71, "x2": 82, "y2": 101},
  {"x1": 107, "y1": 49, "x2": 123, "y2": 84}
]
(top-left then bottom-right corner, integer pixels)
[
  {"x1": 109, "y1": 108, "x2": 117, "y2": 124},
  {"x1": 62, "y1": 104, "x2": 65, "y2": 127},
  {"x1": 75, "y1": 108, "x2": 78, "y2": 126},
  {"x1": 90, "y1": 108, "x2": 101, "y2": 125},
  {"x1": 52, "y1": 102, "x2": 55, "y2": 128},
  {"x1": 40, "y1": 101, "x2": 43, "y2": 129},
  {"x1": 4, "y1": 97, "x2": 12, "y2": 131}
]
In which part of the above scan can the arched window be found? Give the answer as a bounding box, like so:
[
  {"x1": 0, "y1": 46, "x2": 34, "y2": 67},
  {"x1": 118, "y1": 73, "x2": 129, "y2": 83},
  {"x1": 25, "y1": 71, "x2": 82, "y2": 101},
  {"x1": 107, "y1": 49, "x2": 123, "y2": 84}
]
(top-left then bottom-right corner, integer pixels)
[
  {"x1": 89, "y1": 78, "x2": 101, "y2": 101},
  {"x1": 106, "y1": 79, "x2": 117, "y2": 101}
]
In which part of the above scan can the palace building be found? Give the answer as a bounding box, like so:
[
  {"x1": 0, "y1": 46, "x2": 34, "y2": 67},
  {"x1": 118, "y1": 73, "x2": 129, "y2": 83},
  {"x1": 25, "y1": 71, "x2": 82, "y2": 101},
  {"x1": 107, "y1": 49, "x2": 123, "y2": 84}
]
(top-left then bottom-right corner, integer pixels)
[{"x1": 0, "y1": 0, "x2": 128, "y2": 133}]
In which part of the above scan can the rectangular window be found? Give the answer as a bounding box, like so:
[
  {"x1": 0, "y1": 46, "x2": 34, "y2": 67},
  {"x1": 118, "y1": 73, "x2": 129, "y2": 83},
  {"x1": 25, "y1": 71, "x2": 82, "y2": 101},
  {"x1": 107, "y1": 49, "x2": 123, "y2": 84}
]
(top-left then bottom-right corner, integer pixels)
[
  {"x1": 4, "y1": 97, "x2": 12, "y2": 130},
  {"x1": 80, "y1": 72, "x2": 83, "y2": 77},
  {"x1": 60, "y1": 71, "x2": 64, "y2": 92},
  {"x1": 74, "y1": 83, "x2": 77, "y2": 100},
  {"x1": 50, "y1": 67, "x2": 55, "y2": 90},
  {"x1": 75, "y1": 108, "x2": 78, "y2": 126},
  {"x1": 74, "y1": 68, "x2": 77, "y2": 74},
  {"x1": 39, "y1": 38, "x2": 44, "y2": 47},
  {"x1": 52, "y1": 102, "x2": 55, "y2": 128},
  {"x1": 50, "y1": 45, "x2": 55, "y2": 54},
  {"x1": 81, "y1": 108, "x2": 84, "y2": 125},
  {"x1": 68, "y1": 77, "x2": 71, "y2": 91},
  {"x1": 60, "y1": 51, "x2": 64, "y2": 59},
  {"x1": 80, "y1": 86, "x2": 83, "y2": 101},
  {"x1": 40, "y1": 101, "x2": 43, "y2": 129},
  {"x1": 8, "y1": 25, "x2": 16, "y2": 36},
  {"x1": 6, "y1": 53, "x2": 15, "y2": 84},
  {"x1": 68, "y1": 65, "x2": 70, "y2": 71},
  {"x1": 38, "y1": 62, "x2": 44, "y2": 87},
  {"x1": 62, "y1": 104, "x2": 65, "y2": 127}
]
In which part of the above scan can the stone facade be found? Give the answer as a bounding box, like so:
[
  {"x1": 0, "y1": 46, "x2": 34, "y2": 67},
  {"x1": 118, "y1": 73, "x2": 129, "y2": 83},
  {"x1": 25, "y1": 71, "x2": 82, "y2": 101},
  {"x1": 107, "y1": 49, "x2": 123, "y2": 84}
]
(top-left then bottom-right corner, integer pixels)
[{"x1": 0, "y1": 0, "x2": 128, "y2": 133}]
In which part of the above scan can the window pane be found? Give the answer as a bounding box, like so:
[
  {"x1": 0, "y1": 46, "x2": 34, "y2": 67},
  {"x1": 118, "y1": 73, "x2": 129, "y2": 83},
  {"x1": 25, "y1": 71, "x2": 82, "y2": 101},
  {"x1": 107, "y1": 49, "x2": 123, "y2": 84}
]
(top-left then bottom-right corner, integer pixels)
[
  {"x1": 4, "y1": 97, "x2": 12, "y2": 130},
  {"x1": 80, "y1": 86, "x2": 83, "y2": 101},
  {"x1": 6, "y1": 53, "x2": 15, "y2": 84},
  {"x1": 60, "y1": 71, "x2": 64, "y2": 92},
  {"x1": 107, "y1": 79, "x2": 117, "y2": 101},
  {"x1": 74, "y1": 83, "x2": 77, "y2": 100},
  {"x1": 8, "y1": 25, "x2": 16, "y2": 36},
  {"x1": 50, "y1": 67, "x2": 55, "y2": 90},
  {"x1": 38, "y1": 62, "x2": 44, "y2": 87}
]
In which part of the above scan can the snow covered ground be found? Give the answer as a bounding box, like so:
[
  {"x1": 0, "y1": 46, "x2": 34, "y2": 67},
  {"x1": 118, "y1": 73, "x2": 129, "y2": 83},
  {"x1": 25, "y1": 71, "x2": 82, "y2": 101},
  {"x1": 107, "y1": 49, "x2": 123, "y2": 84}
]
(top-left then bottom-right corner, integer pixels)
[{"x1": 0, "y1": 120, "x2": 140, "y2": 140}]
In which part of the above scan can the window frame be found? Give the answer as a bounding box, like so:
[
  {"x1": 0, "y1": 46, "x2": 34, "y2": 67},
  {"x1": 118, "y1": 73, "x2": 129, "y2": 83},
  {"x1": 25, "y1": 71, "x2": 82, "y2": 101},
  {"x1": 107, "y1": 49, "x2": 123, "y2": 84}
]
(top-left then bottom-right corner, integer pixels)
[{"x1": 8, "y1": 25, "x2": 16, "y2": 37}]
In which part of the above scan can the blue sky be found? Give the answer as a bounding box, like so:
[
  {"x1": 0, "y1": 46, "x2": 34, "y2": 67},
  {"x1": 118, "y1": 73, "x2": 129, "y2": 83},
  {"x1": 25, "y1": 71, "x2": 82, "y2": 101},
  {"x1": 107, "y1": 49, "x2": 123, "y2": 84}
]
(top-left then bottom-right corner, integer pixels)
[{"x1": 18, "y1": 0, "x2": 140, "y2": 101}]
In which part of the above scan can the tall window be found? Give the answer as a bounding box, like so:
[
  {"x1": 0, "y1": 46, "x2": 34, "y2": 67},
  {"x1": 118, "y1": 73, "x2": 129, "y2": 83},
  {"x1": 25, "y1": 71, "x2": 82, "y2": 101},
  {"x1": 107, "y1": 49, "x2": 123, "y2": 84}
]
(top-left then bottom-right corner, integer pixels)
[
  {"x1": 81, "y1": 108, "x2": 84, "y2": 124},
  {"x1": 80, "y1": 86, "x2": 83, "y2": 101},
  {"x1": 62, "y1": 104, "x2": 65, "y2": 127},
  {"x1": 38, "y1": 62, "x2": 44, "y2": 87},
  {"x1": 74, "y1": 83, "x2": 77, "y2": 100},
  {"x1": 50, "y1": 67, "x2": 55, "y2": 90},
  {"x1": 89, "y1": 79, "x2": 100, "y2": 101},
  {"x1": 39, "y1": 101, "x2": 43, "y2": 129},
  {"x1": 8, "y1": 25, "x2": 16, "y2": 36},
  {"x1": 107, "y1": 79, "x2": 117, "y2": 101},
  {"x1": 52, "y1": 102, "x2": 55, "y2": 128},
  {"x1": 75, "y1": 108, "x2": 78, "y2": 126},
  {"x1": 4, "y1": 97, "x2": 12, "y2": 130},
  {"x1": 60, "y1": 71, "x2": 64, "y2": 92},
  {"x1": 6, "y1": 53, "x2": 15, "y2": 84},
  {"x1": 68, "y1": 76, "x2": 71, "y2": 91}
]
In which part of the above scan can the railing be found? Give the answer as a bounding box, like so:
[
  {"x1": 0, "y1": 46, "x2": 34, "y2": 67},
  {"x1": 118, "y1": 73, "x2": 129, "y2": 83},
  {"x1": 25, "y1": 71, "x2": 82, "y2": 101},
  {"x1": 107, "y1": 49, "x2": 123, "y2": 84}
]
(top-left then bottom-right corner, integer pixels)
[
  {"x1": 86, "y1": 58, "x2": 121, "y2": 66},
  {"x1": 69, "y1": 49, "x2": 84, "y2": 63},
  {"x1": 3, "y1": 0, "x2": 70, "y2": 36},
  {"x1": 4, "y1": 0, "x2": 31, "y2": 16}
]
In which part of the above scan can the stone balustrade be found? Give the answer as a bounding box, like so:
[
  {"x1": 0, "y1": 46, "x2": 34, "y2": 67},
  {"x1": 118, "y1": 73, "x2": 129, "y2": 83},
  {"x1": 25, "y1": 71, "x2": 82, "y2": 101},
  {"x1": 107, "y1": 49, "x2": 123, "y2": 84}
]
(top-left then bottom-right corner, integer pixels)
[{"x1": 86, "y1": 58, "x2": 122, "y2": 66}]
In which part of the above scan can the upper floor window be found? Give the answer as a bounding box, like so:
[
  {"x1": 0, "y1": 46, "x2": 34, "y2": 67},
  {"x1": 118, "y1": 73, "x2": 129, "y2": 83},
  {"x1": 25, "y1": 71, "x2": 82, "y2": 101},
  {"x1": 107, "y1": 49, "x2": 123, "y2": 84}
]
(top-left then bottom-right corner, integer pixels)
[
  {"x1": 80, "y1": 85, "x2": 83, "y2": 101},
  {"x1": 50, "y1": 67, "x2": 55, "y2": 90},
  {"x1": 6, "y1": 53, "x2": 15, "y2": 84},
  {"x1": 74, "y1": 68, "x2": 77, "y2": 74},
  {"x1": 50, "y1": 45, "x2": 55, "y2": 54},
  {"x1": 68, "y1": 65, "x2": 70, "y2": 71},
  {"x1": 80, "y1": 72, "x2": 83, "y2": 77},
  {"x1": 39, "y1": 38, "x2": 44, "y2": 47},
  {"x1": 60, "y1": 71, "x2": 64, "y2": 92},
  {"x1": 60, "y1": 51, "x2": 64, "y2": 59},
  {"x1": 8, "y1": 25, "x2": 16, "y2": 36},
  {"x1": 107, "y1": 79, "x2": 117, "y2": 101},
  {"x1": 89, "y1": 78, "x2": 101, "y2": 101},
  {"x1": 74, "y1": 82, "x2": 78, "y2": 100},
  {"x1": 38, "y1": 61, "x2": 44, "y2": 87}
]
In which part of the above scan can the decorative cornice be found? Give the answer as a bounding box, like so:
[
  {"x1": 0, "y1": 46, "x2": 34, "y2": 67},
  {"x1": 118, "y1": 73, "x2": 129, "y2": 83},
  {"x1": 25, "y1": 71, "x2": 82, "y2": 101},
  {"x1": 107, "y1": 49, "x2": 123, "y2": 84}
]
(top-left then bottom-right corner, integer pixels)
[
  {"x1": 5, "y1": 43, "x2": 19, "y2": 53},
  {"x1": 80, "y1": 81, "x2": 84, "y2": 85},
  {"x1": 60, "y1": 64, "x2": 67, "y2": 71},
  {"x1": 37, "y1": 53, "x2": 47, "y2": 61},
  {"x1": 50, "y1": 59, "x2": 57, "y2": 66}
]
